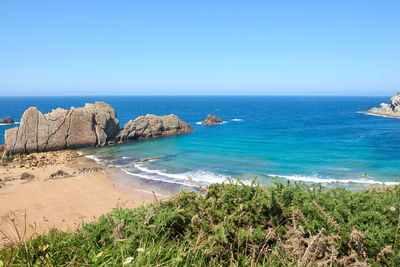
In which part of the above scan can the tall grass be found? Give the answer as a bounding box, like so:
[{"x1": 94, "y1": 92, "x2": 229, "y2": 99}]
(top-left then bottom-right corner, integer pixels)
[{"x1": 1, "y1": 180, "x2": 400, "y2": 266}]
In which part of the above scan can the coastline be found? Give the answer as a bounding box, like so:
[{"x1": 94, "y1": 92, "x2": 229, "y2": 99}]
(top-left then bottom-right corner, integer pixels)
[
  {"x1": 361, "y1": 110, "x2": 400, "y2": 119},
  {"x1": 0, "y1": 150, "x2": 167, "y2": 248}
]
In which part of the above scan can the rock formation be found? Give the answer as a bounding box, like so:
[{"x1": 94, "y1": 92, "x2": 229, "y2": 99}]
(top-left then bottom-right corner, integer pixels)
[
  {"x1": 5, "y1": 102, "x2": 119, "y2": 155},
  {"x1": 4, "y1": 103, "x2": 193, "y2": 155},
  {"x1": 364, "y1": 93, "x2": 400, "y2": 118},
  {"x1": 201, "y1": 114, "x2": 223, "y2": 126},
  {"x1": 117, "y1": 114, "x2": 193, "y2": 141},
  {"x1": 0, "y1": 116, "x2": 14, "y2": 124}
]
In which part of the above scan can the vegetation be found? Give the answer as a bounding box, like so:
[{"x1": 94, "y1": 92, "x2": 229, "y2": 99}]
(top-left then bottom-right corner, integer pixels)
[{"x1": 1, "y1": 180, "x2": 400, "y2": 266}]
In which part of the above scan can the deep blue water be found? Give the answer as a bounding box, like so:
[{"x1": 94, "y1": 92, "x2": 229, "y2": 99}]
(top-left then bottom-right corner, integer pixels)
[{"x1": 1, "y1": 96, "x2": 400, "y2": 190}]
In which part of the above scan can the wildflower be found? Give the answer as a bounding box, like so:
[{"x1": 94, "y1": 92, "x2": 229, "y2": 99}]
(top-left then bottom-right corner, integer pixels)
[
  {"x1": 390, "y1": 207, "x2": 396, "y2": 212},
  {"x1": 123, "y1": 257, "x2": 134, "y2": 265},
  {"x1": 137, "y1": 247, "x2": 145, "y2": 253}
]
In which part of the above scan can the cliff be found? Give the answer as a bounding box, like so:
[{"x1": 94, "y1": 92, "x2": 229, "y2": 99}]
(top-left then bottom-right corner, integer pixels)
[{"x1": 4, "y1": 102, "x2": 193, "y2": 155}]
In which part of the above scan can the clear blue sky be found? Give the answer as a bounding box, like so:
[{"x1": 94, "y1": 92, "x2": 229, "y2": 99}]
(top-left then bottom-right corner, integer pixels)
[{"x1": 0, "y1": 0, "x2": 399, "y2": 96}]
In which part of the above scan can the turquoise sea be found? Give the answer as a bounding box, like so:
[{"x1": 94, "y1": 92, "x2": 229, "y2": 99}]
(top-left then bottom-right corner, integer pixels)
[{"x1": 1, "y1": 96, "x2": 400, "y2": 193}]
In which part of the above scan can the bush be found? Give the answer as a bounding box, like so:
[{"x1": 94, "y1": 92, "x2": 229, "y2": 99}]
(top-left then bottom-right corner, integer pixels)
[{"x1": 1, "y1": 180, "x2": 400, "y2": 266}]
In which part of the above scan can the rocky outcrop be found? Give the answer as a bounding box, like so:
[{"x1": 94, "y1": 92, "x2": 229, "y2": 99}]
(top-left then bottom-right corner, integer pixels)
[
  {"x1": 117, "y1": 114, "x2": 193, "y2": 142},
  {"x1": 364, "y1": 93, "x2": 400, "y2": 118},
  {"x1": 5, "y1": 102, "x2": 120, "y2": 155},
  {"x1": 4, "y1": 103, "x2": 194, "y2": 155},
  {"x1": 201, "y1": 114, "x2": 223, "y2": 126},
  {"x1": 0, "y1": 116, "x2": 14, "y2": 124}
]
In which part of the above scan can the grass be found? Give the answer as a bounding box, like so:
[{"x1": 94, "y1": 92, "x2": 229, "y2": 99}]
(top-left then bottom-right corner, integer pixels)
[{"x1": 1, "y1": 180, "x2": 400, "y2": 266}]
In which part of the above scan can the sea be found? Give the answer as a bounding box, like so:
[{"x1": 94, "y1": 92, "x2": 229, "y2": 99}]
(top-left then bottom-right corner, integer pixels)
[{"x1": 1, "y1": 96, "x2": 400, "y2": 193}]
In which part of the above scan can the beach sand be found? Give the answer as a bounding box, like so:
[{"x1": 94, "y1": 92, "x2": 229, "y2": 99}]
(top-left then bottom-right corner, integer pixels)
[{"x1": 0, "y1": 150, "x2": 164, "y2": 248}]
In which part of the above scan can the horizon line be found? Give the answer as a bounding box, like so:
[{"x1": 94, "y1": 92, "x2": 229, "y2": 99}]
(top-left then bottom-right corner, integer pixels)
[{"x1": 0, "y1": 94, "x2": 393, "y2": 97}]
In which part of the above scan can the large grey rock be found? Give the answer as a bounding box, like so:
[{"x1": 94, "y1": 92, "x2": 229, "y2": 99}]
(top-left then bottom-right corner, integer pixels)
[
  {"x1": 117, "y1": 114, "x2": 193, "y2": 141},
  {"x1": 0, "y1": 116, "x2": 14, "y2": 124},
  {"x1": 364, "y1": 93, "x2": 400, "y2": 118},
  {"x1": 201, "y1": 114, "x2": 223, "y2": 126},
  {"x1": 5, "y1": 102, "x2": 120, "y2": 155}
]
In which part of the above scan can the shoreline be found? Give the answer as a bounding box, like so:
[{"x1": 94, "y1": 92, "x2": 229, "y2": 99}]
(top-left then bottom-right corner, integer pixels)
[
  {"x1": 361, "y1": 110, "x2": 400, "y2": 119},
  {"x1": 0, "y1": 150, "x2": 167, "y2": 248}
]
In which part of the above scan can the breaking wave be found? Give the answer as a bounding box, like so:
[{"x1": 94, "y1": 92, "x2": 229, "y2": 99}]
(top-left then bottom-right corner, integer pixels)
[{"x1": 267, "y1": 174, "x2": 400, "y2": 186}]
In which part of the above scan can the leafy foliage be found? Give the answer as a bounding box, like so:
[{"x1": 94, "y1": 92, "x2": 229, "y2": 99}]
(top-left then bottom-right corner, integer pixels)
[{"x1": 2, "y1": 181, "x2": 400, "y2": 266}]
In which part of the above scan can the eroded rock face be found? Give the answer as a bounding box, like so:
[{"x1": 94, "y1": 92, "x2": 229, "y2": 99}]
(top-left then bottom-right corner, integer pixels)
[
  {"x1": 365, "y1": 93, "x2": 400, "y2": 118},
  {"x1": 5, "y1": 102, "x2": 120, "y2": 155},
  {"x1": 4, "y1": 103, "x2": 194, "y2": 155},
  {"x1": 0, "y1": 117, "x2": 14, "y2": 124},
  {"x1": 117, "y1": 114, "x2": 193, "y2": 141},
  {"x1": 201, "y1": 114, "x2": 223, "y2": 126}
]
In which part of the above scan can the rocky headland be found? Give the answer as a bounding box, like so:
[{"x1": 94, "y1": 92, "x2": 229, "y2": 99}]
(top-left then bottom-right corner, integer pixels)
[
  {"x1": 201, "y1": 114, "x2": 223, "y2": 126},
  {"x1": 364, "y1": 93, "x2": 400, "y2": 118},
  {"x1": 0, "y1": 116, "x2": 15, "y2": 124},
  {"x1": 3, "y1": 102, "x2": 193, "y2": 155}
]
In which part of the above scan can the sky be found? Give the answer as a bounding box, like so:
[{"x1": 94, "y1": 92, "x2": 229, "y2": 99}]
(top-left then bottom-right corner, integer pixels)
[{"x1": 0, "y1": 0, "x2": 399, "y2": 96}]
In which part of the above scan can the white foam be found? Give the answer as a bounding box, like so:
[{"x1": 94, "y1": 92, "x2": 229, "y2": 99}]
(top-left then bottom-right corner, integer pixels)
[
  {"x1": 357, "y1": 111, "x2": 400, "y2": 119},
  {"x1": 232, "y1": 118, "x2": 244, "y2": 121},
  {"x1": 77, "y1": 151, "x2": 84, "y2": 156},
  {"x1": 196, "y1": 121, "x2": 227, "y2": 125},
  {"x1": 267, "y1": 174, "x2": 400, "y2": 186},
  {"x1": 84, "y1": 155, "x2": 105, "y2": 165},
  {"x1": 121, "y1": 168, "x2": 194, "y2": 186},
  {"x1": 0, "y1": 122, "x2": 19, "y2": 126},
  {"x1": 121, "y1": 163, "x2": 239, "y2": 187}
]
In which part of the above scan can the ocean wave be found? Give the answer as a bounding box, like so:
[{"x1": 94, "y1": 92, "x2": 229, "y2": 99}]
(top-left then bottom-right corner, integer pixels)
[
  {"x1": 85, "y1": 155, "x2": 106, "y2": 165},
  {"x1": 357, "y1": 111, "x2": 400, "y2": 119},
  {"x1": 196, "y1": 121, "x2": 228, "y2": 125},
  {"x1": 122, "y1": 163, "x2": 237, "y2": 187},
  {"x1": 267, "y1": 174, "x2": 400, "y2": 186},
  {"x1": 0, "y1": 122, "x2": 20, "y2": 126},
  {"x1": 232, "y1": 118, "x2": 244, "y2": 121}
]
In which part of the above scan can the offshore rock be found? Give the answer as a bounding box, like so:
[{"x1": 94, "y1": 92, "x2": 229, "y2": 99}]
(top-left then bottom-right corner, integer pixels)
[
  {"x1": 201, "y1": 114, "x2": 223, "y2": 126},
  {"x1": 0, "y1": 117, "x2": 14, "y2": 124},
  {"x1": 117, "y1": 114, "x2": 193, "y2": 142},
  {"x1": 364, "y1": 93, "x2": 400, "y2": 118},
  {"x1": 5, "y1": 102, "x2": 120, "y2": 155}
]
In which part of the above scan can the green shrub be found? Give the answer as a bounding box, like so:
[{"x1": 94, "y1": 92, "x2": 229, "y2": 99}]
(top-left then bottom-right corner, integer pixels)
[{"x1": 1, "y1": 181, "x2": 400, "y2": 266}]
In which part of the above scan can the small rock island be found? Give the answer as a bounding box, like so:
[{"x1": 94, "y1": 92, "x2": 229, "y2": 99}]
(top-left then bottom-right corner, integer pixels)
[
  {"x1": 0, "y1": 116, "x2": 15, "y2": 124},
  {"x1": 4, "y1": 102, "x2": 193, "y2": 155},
  {"x1": 364, "y1": 93, "x2": 400, "y2": 118},
  {"x1": 201, "y1": 114, "x2": 223, "y2": 126}
]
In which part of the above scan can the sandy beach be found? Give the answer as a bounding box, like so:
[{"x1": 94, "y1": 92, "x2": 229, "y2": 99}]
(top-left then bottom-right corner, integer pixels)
[{"x1": 0, "y1": 150, "x2": 163, "y2": 248}]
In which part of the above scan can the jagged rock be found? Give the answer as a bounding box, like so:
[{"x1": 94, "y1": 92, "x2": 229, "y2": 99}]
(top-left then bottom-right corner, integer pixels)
[
  {"x1": 5, "y1": 102, "x2": 120, "y2": 155},
  {"x1": 47, "y1": 169, "x2": 72, "y2": 180},
  {"x1": 73, "y1": 167, "x2": 104, "y2": 175},
  {"x1": 364, "y1": 93, "x2": 400, "y2": 118},
  {"x1": 117, "y1": 114, "x2": 193, "y2": 141},
  {"x1": 0, "y1": 116, "x2": 14, "y2": 124},
  {"x1": 201, "y1": 114, "x2": 223, "y2": 126},
  {"x1": 0, "y1": 145, "x2": 5, "y2": 157},
  {"x1": 4, "y1": 103, "x2": 194, "y2": 155},
  {"x1": 20, "y1": 172, "x2": 35, "y2": 180},
  {"x1": 136, "y1": 157, "x2": 161, "y2": 163}
]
